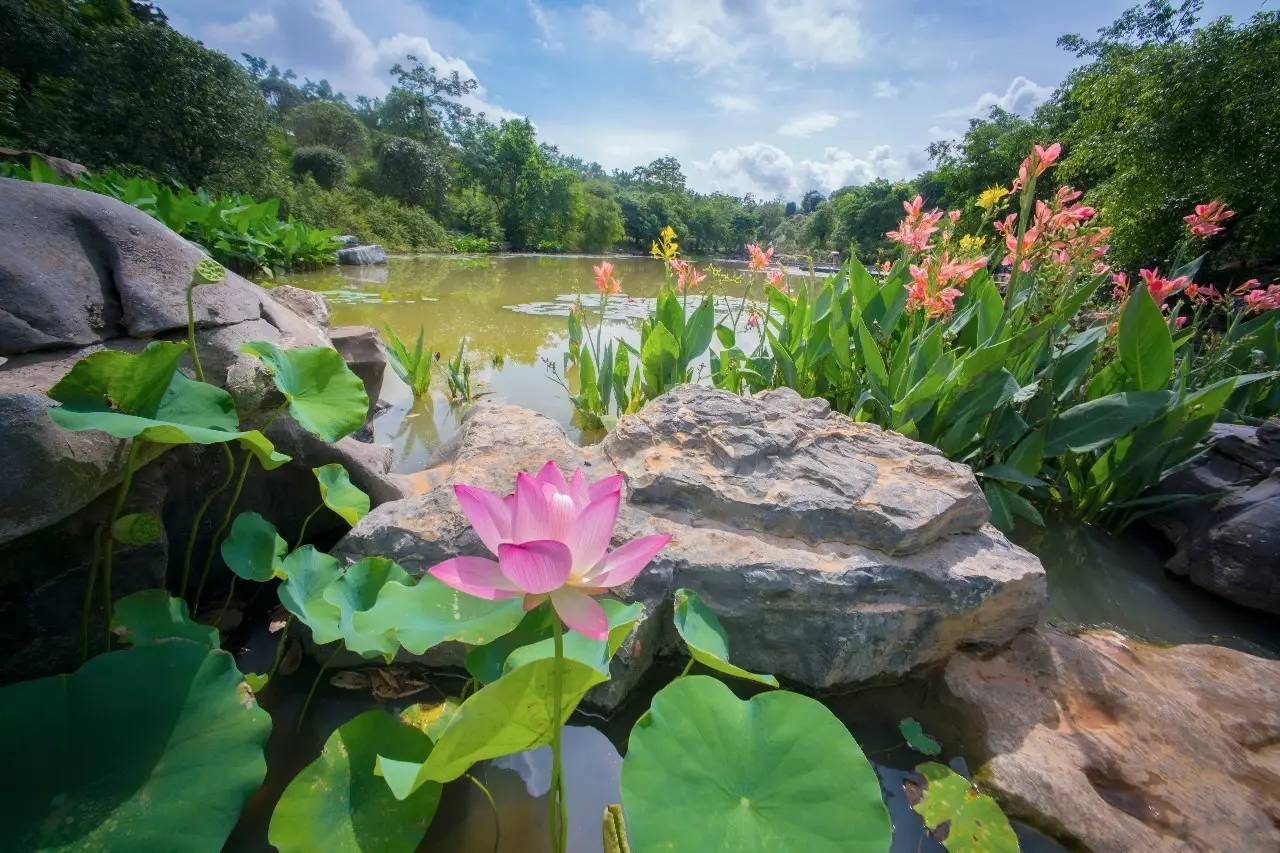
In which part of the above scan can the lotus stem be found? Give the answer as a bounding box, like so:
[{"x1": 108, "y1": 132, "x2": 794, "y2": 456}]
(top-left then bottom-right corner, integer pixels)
[
  {"x1": 296, "y1": 645, "x2": 342, "y2": 733},
  {"x1": 179, "y1": 444, "x2": 235, "y2": 600},
  {"x1": 548, "y1": 618, "x2": 567, "y2": 853},
  {"x1": 465, "y1": 773, "x2": 502, "y2": 853},
  {"x1": 80, "y1": 527, "x2": 104, "y2": 661},
  {"x1": 295, "y1": 503, "x2": 323, "y2": 550},
  {"x1": 101, "y1": 440, "x2": 144, "y2": 652},
  {"x1": 679, "y1": 657, "x2": 694, "y2": 678},
  {"x1": 214, "y1": 577, "x2": 237, "y2": 635}
]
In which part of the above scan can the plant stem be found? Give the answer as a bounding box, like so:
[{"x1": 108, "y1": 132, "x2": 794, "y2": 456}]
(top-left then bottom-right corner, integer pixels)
[
  {"x1": 101, "y1": 440, "x2": 144, "y2": 652},
  {"x1": 179, "y1": 444, "x2": 235, "y2": 600},
  {"x1": 268, "y1": 616, "x2": 292, "y2": 678},
  {"x1": 80, "y1": 527, "x2": 104, "y2": 661},
  {"x1": 185, "y1": 282, "x2": 207, "y2": 382},
  {"x1": 297, "y1": 645, "x2": 342, "y2": 733},
  {"x1": 214, "y1": 577, "x2": 237, "y2": 634},
  {"x1": 678, "y1": 657, "x2": 694, "y2": 678},
  {"x1": 548, "y1": 618, "x2": 567, "y2": 853},
  {"x1": 466, "y1": 773, "x2": 502, "y2": 853},
  {"x1": 295, "y1": 503, "x2": 323, "y2": 550}
]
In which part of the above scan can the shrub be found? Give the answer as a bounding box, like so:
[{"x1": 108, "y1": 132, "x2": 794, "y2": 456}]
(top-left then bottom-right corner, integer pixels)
[
  {"x1": 291, "y1": 146, "x2": 347, "y2": 189},
  {"x1": 447, "y1": 187, "x2": 503, "y2": 242},
  {"x1": 368, "y1": 137, "x2": 449, "y2": 214},
  {"x1": 450, "y1": 233, "x2": 496, "y2": 253},
  {"x1": 284, "y1": 100, "x2": 369, "y2": 158},
  {"x1": 362, "y1": 195, "x2": 447, "y2": 251}
]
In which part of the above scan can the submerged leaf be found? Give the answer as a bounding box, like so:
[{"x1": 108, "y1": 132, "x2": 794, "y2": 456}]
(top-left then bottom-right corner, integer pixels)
[
  {"x1": 898, "y1": 717, "x2": 942, "y2": 756},
  {"x1": 908, "y1": 762, "x2": 1018, "y2": 853},
  {"x1": 314, "y1": 463, "x2": 371, "y2": 526},
  {"x1": 673, "y1": 588, "x2": 778, "y2": 686},
  {"x1": 241, "y1": 340, "x2": 368, "y2": 442}
]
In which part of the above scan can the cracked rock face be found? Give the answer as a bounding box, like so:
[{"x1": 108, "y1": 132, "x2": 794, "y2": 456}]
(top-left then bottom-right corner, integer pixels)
[
  {"x1": 944, "y1": 628, "x2": 1280, "y2": 853},
  {"x1": 335, "y1": 387, "x2": 1047, "y2": 706}
]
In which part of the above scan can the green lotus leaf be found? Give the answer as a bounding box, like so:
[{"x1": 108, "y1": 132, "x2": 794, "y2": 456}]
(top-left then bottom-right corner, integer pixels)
[
  {"x1": 269, "y1": 709, "x2": 441, "y2": 853},
  {"x1": 0, "y1": 641, "x2": 269, "y2": 852},
  {"x1": 111, "y1": 589, "x2": 219, "y2": 648},
  {"x1": 465, "y1": 601, "x2": 557, "y2": 684},
  {"x1": 351, "y1": 575, "x2": 525, "y2": 656},
  {"x1": 48, "y1": 342, "x2": 290, "y2": 468},
  {"x1": 241, "y1": 340, "x2": 369, "y2": 442},
  {"x1": 321, "y1": 556, "x2": 411, "y2": 661},
  {"x1": 899, "y1": 717, "x2": 942, "y2": 756},
  {"x1": 380, "y1": 654, "x2": 608, "y2": 797},
  {"x1": 620, "y1": 676, "x2": 891, "y2": 853},
  {"x1": 673, "y1": 588, "x2": 778, "y2": 687},
  {"x1": 244, "y1": 672, "x2": 271, "y2": 692},
  {"x1": 909, "y1": 762, "x2": 1018, "y2": 852},
  {"x1": 501, "y1": 599, "x2": 644, "y2": 677},
  {"x1": 314, "y1": 463, "x2": 371, "y2": 526},
  {"x1": 220, "y1": 512, "x2": 288, "y2": 582},
  {"x1": 400, "y1": 699, "x2": 461, "y2": 741},
  {"x1": 111, "y1": 511, "x2": 163, "y2": 546},
  {"x1": 278, "y1": 546, "x2": 344, "y2": 644}
]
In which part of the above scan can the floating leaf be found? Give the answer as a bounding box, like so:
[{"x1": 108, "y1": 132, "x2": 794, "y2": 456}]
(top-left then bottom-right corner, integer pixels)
[
  {"x1": 220, "y1": 512, "x2": 287, "y2": 582},
  {"x1": 352, "y1": 575, "x2": 525, "y2": 656},
  {"x1": 48, "y1": 341, "x2": 289, "y2": 468},
  {"x1": 269, "y1": 709, "x2": 440, "y2": 853},
  {"x1": 673, "y1": 588, "x2": 778, "y2": 687},
  {"x1": 112, "y1": 589, "x2": 218, "y2": 648},
  {"x1": 278, "y1": 546, "x2": 343, "y2": 643},
  {"x1": 0, "y1": 641, "x2": 269, "y2": 851},
  {"x1": 621, "y1": 676, "x2": 891, "y2": 852},
  {"x1": 314, "y1": 463, "x2": 371, "y2": 526},
  {"x1": 898, "y1": 717, "x2": 942, "y2": 756},
  {"x1": 322, "y1": 556, "x2": 411, "y2": 661},
  {"x1": 241, "y1": 340, "x2": 368, "y2": 442},
  {"x1": 907, "y1": 762, "x2": 1018, "y2": 853},
  {"x1": 111, "y1": 512, "x2": 163, "y2": 546}
]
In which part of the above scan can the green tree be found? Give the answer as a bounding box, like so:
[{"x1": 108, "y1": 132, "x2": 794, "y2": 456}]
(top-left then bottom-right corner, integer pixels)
[
  {"x1": 360, "y1": 56, "x2": 477, "y2": 144},
  {"x1": 577, "y1": 184, "x2": 625, "y2": 251},
  {"x1": 368, "y1": 137, "x2": 450, "y2": 215},
  {"x1": 448, "y1": 186, "x2": 503, "y2": 242},
  {"x1": 291, "y1": 145, "x2": 347, "y2": 189},
  {"x1": 801, "y1": 189, "x2": 824, "y2": 213},
  {"x1": 829, "y1": 180, "x2": 917, "y2": 260},
  {"x1": 285, "y1": 101, "x2": 368, "y2": 157}
]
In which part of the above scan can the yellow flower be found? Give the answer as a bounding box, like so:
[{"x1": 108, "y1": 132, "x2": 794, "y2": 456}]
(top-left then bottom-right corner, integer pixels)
[
  {"x1": 975, "y1": 186, "x2": 1010, "y2": 211},
  {"x1": 958, "y1": 234, "x2": 987, "y2": 254},
  {"x1": 650, "y1": 225, "x2": 679, "y2": 261}
]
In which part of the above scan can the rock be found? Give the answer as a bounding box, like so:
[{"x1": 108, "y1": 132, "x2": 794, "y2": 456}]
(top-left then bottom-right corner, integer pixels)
[
  {"x1": 329, "y1": 325, "x2": 386, "y2": 413},
  {"x1": 334, "y1": 387, "x2": 1046, "y2": 707},
  {"x1": 0, "y1": 147, "x2": 89, "y2": 181},
  {"x1": 1148, "y1": 419, "x2": 1280, "y2": 614},
  {"x1": 335, "y1": 234, "x2": 360, "y2": 248},
  {"x1": 0, "y1": 178, "x2": 267, "y2": 353},
  {"x1": 265, "y1": 285, "x2": 330, "y2": 328},
  {"x1": 337, "y1": 244, "x2": 388, "y2": 265},
  {"x1": 943, "y1": 627, "x2": 1280, "y2": 852}
]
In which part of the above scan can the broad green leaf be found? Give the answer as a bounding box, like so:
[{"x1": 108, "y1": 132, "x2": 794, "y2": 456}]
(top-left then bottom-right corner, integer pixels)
[
  {"x1": 269, "y1": 709, "x2": 440, "y2": 853},
  {"x1": 899, "y1": 718, "x2": 942, "y2": 756},
  {"x1": 1006, "y1": 427, "x2": 1045, "y2": 477},
  {"x1": 380, "y1": 655, "x2": 608, "y2": 794},
  {"x1": 111, "y1": 512, "x2": 163, "y2": 546},
  {"x1": 314, "y1": 463, "x2": 371, "y2": 526},
  {"x1": 621, "y1": 676, "x2": 891, "y2": 853},
  {"x1": 501, "y1": 599, "x2": 645, "y2": 677},
  {"x1": 321, "y1": 557, "x2": 411, "y2": 661},
  {"x1": 1044, "y1": 391, "x2": 1173, "y2": 455},
  {"x1": 715, "y1": 323, "x2": 736, "y2": 349},
  {"x1": 0, "y1": 642, "x2": 269, "y2": 852},
  {"x1": 352, "y1": 575, "x2": 525, "y2": 656},
  {"x1": 278, "y1": 546, "x2": 344, "y2": 643},
  {"x1": 221, "y1": 512, "x2": 287, "y2": 582},
  {"x1": 977, "y1": 464, "x2": 1043, "y2": 489},
  {"x1": 673, "y1": 588, "x2": 777, "y2": 687},
  {"x1": 683, "y1": 297, "x2": 716, "y2": 361},
  {"x1": 982, "y1": 481, "x2": 1014, "y2": 532},
  {"x1": 400, "y1": 698, "x2": 462, "y2": 742},
  {"x1": 1051, "y1": 326, "x2": 1105, "y2": 401},
  {"x1": 1117, "y1": 285, "x2": 1173, "y2": 391},
  {"x1": 112, "y1": 589, "x2": 218, "y2": 648},
  {"x1": 465, "y1": 602, "x2": 557, "y2": 684},
  {"x1": 909, "y1": 762, "x2": 1018, "y2": 853},
  {"x1": 241, "y1": 340, "x2": 369, "y2": 442},
  {"x1": 640, "y1": 322, "x2": 681, "y2": 394}
]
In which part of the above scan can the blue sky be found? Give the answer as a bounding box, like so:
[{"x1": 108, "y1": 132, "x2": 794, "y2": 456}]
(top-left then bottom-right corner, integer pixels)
[{"x1": 164, "y1": 0, "x2": 1265, "y2": 200}]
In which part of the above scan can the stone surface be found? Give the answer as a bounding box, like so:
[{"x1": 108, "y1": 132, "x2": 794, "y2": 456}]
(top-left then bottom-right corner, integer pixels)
[
  {"x1": 334, "y1": 388, "x2": 1046, "y2": 706},
  {"x1": 265, "y1": 284, "x2": 330, "y2": 328},
  {"x1": 1150, "y1": 419, "x2": 1280, "y2": 614},
  {"x1": 329, "y1": 325, "x2": 386, "y2": 413},
  {"x1": 944, "y1": 627, "x2": 1280, "y2": 853},
  {"x1": 337, "y1": 244, "x2": 388, "y2": 265}
]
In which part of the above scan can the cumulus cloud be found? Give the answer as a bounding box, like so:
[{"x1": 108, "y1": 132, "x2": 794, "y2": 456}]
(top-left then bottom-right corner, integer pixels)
[
  {"x1": 711, "y1": 93, "x2": 755, "y2": 113},
  {"x1": 777, "y1": 110, "x2": 839, "y2": 137},
  {"x1": 944, "y1": 75, "x2": 1052, "y2": 118},
  {"x1": 697, "y1": 141, "x2": 901, "y2": 198},
  {"x1": 873, "y1": 80, "x2": 900, "y2": 99}
]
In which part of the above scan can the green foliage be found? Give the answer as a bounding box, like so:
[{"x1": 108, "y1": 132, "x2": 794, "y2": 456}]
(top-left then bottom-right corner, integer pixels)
[
  {"x1": 908, "y1": 762, "x2": 1018, "y2": 853},
  {"x1": 111, "y1": 589, "x2": 219, "y2": 648},
  {"x1": 442, "y1": 337, "x2": 482, "y2": 402},
  {"x1": 673, "y1": 588, "x2": 778, "y2": 686},
  {"x1": 0, "y1": 641, "x2": 269, "y2": 852},
  {"x1": 270, "y1": 709, "x2": 441, "y2": 853},
  {"x1": 285, "y1": 100, "x2": 369, "y2": 157},
  {"x1": 383, "y1": 326, "x2": 433, "y2": 397},
  {"x1": 111, "y1": 511, "x2": 163, "y2": 545},
  {"x1": 241, "y1": 340, "x2": 369, "y2": 443},
  {"x1": 314, "y1": 462, "x2": 371, "y2": 526},
  {"x1": 322, "y1": 557, "x2": 412, "y2": 661},
  {"x1": 620, "y1": 676, "x2": 893, "y2": 853},
  {"x1": 898, "y1": 718, "x2": 943, "y2": 756},
  {"x1": 220, "y1": 511, "x2": 288, "y2": 582},
  {"x1": 578, "y1": 186, "x2": 626, "y2": 251},
  {"x1": 369, "y1": 136, "x2": 450, "y2": 214},
  {"x1": 291, "y1": 145, "x2": 348, "y2": 189},
  {"x1": 447, "y1": 186, "x2": 504, "y2": 243},
  {"x1": 350, "y1": 575, "x2": 526, "y2": 657}
]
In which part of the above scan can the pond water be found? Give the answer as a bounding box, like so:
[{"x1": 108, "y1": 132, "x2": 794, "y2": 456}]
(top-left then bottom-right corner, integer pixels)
[{"x1": 234, "y1": 254, "x2": 1278, "y2": 852}]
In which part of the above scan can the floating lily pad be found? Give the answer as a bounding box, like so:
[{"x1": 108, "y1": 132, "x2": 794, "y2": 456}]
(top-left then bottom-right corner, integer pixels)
[
  {"x1": 321, "y1": 557, "x2": 411, "y2": 661},
  {"x1": 907, "y1": 762, "x2": 1018, "y2": 852},
  {"x1": 899, "y1": 717, "x2": 942, "y2": 756},
  {"x1": 112, "y1": 589, "x2": 219, "y2": 648},
  {"x1": 620, "y1": 676, "x2": 891, "y2": 853},
  {"x1": 314, "y1": 463, "x2": 371, "y2": 526},
  {"x1": 673, "y1": 588, "x2": 778, "y2": 686},
  {"x1": 351, "y1": 575, "x2": 525, "y2": 656},
  {"x1": 221, "y1": 512, "x2": 288, "y2": 582},
  {"x1": 0, "y1": 641, "x2": 270, "y2": 852},
  {"x1": 241, "y1": 341, "x2": 368, "y2": 442},
  {"x1": 269, "y1": 709, "x2": 440, "y2": 853}
]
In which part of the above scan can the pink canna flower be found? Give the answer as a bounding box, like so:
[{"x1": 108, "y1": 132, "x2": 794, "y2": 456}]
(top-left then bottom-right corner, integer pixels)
[
  {"x1": 745, "y1": 310, "x2": 761, "y2": 330},
  {"x1": 1183, "y1": 200, "x2": 1235, "y2": 239},
  {"x1": 1013, "y1": 142, "x2": 1063, "y2": 190},
  {"x1": 1139, "y1": 268, "x2": 1190, "y2": 304},
  {"x1": 767, "y1": 268, "x2": 786, "y2": 288},
  {"x1": 593, "y1": 261, "x2": 621, "y2": 294},
  {"x1": 1111, "y1": 272, "x2": 1130, "y2": 301},
  {"x1": 428, "y1": 462, "x2": 670, "y2": 640},
  {"x1": 746, "y1": 243, "x2": 775, "y2": 271}
]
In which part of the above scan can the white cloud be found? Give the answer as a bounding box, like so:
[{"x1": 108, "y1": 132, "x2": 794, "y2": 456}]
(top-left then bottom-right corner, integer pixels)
[
  {"x1": 697, "y1": 141, "x2": 901, "y2": 198},
  {"x1": 873, "y1": 80, "x2": 900, "y2": 99},
  {"x1": 527, "y1": 0, "x2": 562, "y2": 50},
  {"x1": 944, "y1": 75, "x2": 1052, "y2": 118},
  {"x1": 711, "y1": 93, "x2": 755, "y2": 113},
  {"x1": 205, "y1": 10, "x2": 277, "y2": 44},
  {"x1": 582, "y1": 4, "x2": 619, "y2": 39},
  {"x1": 539, "y1": 123, "x2": 688, "y2": 171},
  {"x1": 927, "y1": 125, "x2": 957, "y2": 140},
  {"x1": 777, "y1": 110, "x2": 839, "y2": 137},
  {"x1": 764, "y1": 0, "x2": 864, "y2": 67}
]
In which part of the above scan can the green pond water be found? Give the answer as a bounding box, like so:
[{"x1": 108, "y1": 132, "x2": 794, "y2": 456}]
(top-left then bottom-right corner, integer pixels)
[{"x1": 228, "y1": 254, "x2": 1279, "y2": 852}]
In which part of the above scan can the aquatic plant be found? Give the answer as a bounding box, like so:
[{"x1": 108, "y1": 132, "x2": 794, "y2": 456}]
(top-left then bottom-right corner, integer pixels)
[
  {"x1": 383, "y1": 325, "x2": 433, "y2": 398},
  {"x1": 443, "y1": 337, "x2": 485, "y2": 403}
]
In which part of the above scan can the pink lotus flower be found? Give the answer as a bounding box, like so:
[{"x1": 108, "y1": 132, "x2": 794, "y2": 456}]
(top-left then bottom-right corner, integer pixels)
[
  {"x1": 428, "y1": 462, "x2": 670, "y2": 640},
  {"x1": 593, "y1": 262, "x2": 621, "y2": 295},
  {"x1": 1183, "y1": 200, "x2": 1235, "y2": 239},
  {"x1": 746, "y1": 243, "x2": 775, "y2": 271}
]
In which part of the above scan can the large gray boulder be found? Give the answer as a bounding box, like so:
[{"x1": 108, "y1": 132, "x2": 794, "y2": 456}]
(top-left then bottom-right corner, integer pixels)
[
  {"x1": 944, "y1": 627, "x2": 1280, "y2": 852},
  {"x1": 337, "y1": 245, "x2": 387, "y2": 265},
  {"x1": 334, "y1": 385, "x2": 1047, "y2": 706}
]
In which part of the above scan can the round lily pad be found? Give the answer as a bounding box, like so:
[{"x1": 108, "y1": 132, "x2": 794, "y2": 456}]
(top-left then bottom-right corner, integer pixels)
[{"x1": 621, "y1": 676, "x2": 891, "y2": 853}]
